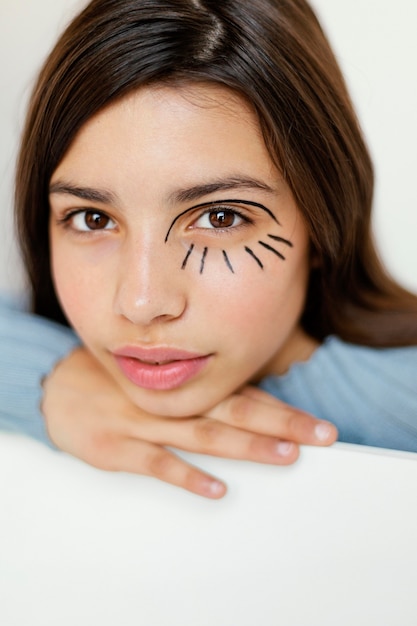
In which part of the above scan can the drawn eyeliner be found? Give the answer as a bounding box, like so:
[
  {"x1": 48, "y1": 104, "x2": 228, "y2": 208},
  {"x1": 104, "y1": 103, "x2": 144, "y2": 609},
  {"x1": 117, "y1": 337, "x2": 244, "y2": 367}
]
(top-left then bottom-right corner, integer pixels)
[
  {"x1": 181, "y1": 244, "x2": 194, "y2": 269},
  {"x1": 165, "y1": 198, "x2": 279, "y2": 242},
  {"x1": 244, "y1": 246, "x2": 264, "y2": 269},
  {"x1": 259, "y1": 240, "x2": 286, "y2": 260},
  {"x1": 200, "y1": 247, "x2": 208, "y2": 274},
  {"x1": 222, "y1": 250, "x2": 235, "y2": 273},
  {"x1": 267, "y1": 234, "x2": 293, "y2": 248}
]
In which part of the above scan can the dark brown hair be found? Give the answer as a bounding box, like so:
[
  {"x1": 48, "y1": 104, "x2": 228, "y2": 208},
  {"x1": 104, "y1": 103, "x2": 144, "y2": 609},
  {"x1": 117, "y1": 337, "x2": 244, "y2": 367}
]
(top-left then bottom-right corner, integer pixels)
[{"x1": 15, "y1": 0, "x2": 417, "y2": 346}]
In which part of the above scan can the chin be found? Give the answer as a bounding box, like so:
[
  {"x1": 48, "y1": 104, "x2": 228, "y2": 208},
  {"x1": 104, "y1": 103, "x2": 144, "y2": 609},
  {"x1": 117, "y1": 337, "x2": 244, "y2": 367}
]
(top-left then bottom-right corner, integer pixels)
[{"x1": 125, "y1": 385, "x2": 220, "y2": 419}]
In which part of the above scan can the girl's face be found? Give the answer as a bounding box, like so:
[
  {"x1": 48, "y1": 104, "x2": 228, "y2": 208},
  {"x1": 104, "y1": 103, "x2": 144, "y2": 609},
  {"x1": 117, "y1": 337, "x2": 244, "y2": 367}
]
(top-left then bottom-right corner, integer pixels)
[{"x1": 49, "y1": 84, "x2": 315, "y2": 417}]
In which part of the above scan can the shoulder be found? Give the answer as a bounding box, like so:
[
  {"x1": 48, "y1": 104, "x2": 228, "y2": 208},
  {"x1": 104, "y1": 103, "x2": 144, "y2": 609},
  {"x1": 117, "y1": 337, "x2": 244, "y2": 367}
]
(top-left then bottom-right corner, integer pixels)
[
  {"x1": 258, "y1": 336, "x2": 417, "y2": 451},
  {"x1": 314, "y1": 335, "x2": 417, "y2": 380},
  {"x1": 0, "y1": 291, "x2": 78, "y2": 345},
  {"x1": 264, "y1": 335, "x2": 417, "y2": 394},
  {"x1": 0, "y1": 292, "x2": 80, "y2": 447}
]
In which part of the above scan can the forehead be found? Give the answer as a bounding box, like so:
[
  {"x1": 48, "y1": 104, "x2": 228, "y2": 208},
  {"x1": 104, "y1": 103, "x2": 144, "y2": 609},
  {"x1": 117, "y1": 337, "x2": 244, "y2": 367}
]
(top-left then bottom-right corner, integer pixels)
[
  {"x1": 104, "y1": 82, "x2": 261, "y2": 132},
  {"x1": 55, "y1": 83, "x2": 271, "y2": 166},
  {"x1": 50, "y1": 82, "x2": 287, "y2": 216}
]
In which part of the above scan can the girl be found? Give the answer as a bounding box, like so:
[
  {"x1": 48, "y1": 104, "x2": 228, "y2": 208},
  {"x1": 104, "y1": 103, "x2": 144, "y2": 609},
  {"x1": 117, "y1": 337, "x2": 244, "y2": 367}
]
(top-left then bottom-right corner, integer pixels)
[{"x1": 3, "y1": 0, "x2": 417, "y2": 496}]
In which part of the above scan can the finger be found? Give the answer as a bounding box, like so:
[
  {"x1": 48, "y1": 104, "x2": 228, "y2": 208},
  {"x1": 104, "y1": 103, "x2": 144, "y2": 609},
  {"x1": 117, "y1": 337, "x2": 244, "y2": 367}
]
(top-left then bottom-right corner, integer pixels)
[
  {"x1": 123, "y1": 414, "x2": 300, "y2": 465},
  {"x1": 83, "y1": 435, "x2": 227, "y2": 499},
  {"x1": 206, "y1": 387, "x2": 338, "y2": 446}
]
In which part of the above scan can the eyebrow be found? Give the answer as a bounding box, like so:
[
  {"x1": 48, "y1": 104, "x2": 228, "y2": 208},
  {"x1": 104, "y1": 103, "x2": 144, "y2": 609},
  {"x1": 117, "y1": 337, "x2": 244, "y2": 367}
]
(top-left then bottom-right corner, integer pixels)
[
  {"x1": 169, "y1": 176, "x2": 277, "y2": 204},
  {"x1": 49, "y1": 175, "x2": 277, "y2": 207},
  {"x1": 49, "y1": 181, "x2": 118, "y2": 205}
]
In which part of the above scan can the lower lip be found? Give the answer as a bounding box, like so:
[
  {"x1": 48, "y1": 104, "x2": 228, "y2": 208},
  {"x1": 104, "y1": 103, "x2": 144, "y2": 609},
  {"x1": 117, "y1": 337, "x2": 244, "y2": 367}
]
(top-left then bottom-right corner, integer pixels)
[{"x1": 114, "y1": 355, "x2": 211, "y2": 391}]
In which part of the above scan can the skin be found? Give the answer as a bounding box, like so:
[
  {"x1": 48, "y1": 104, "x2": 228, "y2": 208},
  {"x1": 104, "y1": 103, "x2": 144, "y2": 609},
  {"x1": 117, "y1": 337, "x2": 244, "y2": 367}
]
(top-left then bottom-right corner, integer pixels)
[
  {"x1": 43, "y1": 347, "x2": 337, "y2": 499},
  {"x1": 45, "y1": 83, "x2": 337, "y2": 497}
]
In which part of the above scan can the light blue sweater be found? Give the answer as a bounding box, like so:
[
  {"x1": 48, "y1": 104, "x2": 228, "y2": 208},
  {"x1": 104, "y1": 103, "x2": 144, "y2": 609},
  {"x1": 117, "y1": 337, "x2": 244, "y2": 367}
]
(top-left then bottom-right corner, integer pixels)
[
  {"x1": 259, "y1": 337, "x2": 417, "y2": 453},
  {"x1": 0, "y1": 295, "x2": 79, "y2": 447},
  {"x1": 1, "y1": 295, "x2": 417, "y2": 452}
]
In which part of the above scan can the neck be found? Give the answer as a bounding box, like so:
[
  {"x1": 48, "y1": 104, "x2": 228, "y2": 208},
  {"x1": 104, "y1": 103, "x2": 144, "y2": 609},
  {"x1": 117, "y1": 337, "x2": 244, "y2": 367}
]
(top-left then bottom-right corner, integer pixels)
[{"x1": 254, "y1": 326, "x2": 319, "y2": 381}]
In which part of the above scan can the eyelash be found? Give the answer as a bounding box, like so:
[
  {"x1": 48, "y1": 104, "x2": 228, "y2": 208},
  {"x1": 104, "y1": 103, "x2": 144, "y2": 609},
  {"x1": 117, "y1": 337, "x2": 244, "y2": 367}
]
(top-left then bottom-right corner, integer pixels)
[
  {"x1": 189, "y1": 206, "x2": 254, "y2": 234},
  {"x1": 56, "y1": 205, "x2": 255, "y2": 238},
  {"x1": 56, "y1": 209, "x2": 117, "y2": 234}
]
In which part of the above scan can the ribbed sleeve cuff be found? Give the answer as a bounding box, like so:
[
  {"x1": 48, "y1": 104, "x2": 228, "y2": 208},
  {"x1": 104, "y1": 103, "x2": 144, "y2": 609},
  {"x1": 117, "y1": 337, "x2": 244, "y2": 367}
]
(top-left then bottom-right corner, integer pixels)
[{"x1": 0, "y1": 296, "x2": 80, "y2": 449}]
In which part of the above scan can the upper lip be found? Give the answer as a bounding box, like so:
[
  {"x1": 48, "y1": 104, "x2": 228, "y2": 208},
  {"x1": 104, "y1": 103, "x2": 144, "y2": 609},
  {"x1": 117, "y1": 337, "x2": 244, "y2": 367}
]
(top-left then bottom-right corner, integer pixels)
[{"x1": 112, "y1": 345, "x2": 208, "y2": 364}]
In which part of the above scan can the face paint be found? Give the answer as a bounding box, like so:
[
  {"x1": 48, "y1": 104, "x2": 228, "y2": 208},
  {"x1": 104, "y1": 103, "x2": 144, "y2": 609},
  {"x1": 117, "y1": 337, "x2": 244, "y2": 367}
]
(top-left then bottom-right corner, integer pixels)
[
  {"x1": 181, "y1": 244, "x2": 195, "y2": 270},
  {"x1": 258, "y1": 240, "x2": 286, "y2": 260},
  {"x1": 200, "y1": 247, "x2": 208, "y2": 274},
  {"x1": 222, "y1": 250, "x2": 235, "y2": 273},
  {"x1": 243, "y1": 233, "x2": 294, "y2": 269},
  {"x1": 245, "y1": 246, "x2": 264, "y2": 269},
  {"x1": 164, "y1": 198, "x2": 280, "y2": 244},
  {"x1": 268, "y1": 234, "x2": 293, "y2": 248},
  {"x1": 166, "y1": 197, "x2": 288, "y2": 273}
]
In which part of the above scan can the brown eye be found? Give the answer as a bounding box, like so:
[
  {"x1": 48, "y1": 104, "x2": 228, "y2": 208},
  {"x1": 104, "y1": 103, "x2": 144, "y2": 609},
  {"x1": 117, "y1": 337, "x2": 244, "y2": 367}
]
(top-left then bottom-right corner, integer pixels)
[
  {"x1": 69, "y1": 210, "x2": 116, "y2": 232},
  {"x1": 84, "y1": 211, "x2": 111, "y2": 230},
  {"x1": 191, "y1": 207, "x2": 244, "y2": 230},
  {"x1": 208, "y1": 210, "x2": 237, "y2": 228}
]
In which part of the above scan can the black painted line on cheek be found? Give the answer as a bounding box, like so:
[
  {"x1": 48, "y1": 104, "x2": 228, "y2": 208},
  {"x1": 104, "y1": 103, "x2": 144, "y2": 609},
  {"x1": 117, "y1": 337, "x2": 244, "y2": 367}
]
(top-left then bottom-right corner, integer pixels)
[
  {"x1": 268, "y1": 234, "x2": 293, "y2": 248},
  {"x1": 181, "y1": 244, "x2": 195, "y2": 269},
  {"x1": 244, "y1": 246, "x2": 264, "y2": 269},
  {"x1": 200, "y1": 247, "x2": 208, "y2": 274},
  {"x1": 259, "y1": 240, "x2": 286, "y2": 260},
  {"x1": 222, "y1": 250, "x2": 235, "y2": 273}
]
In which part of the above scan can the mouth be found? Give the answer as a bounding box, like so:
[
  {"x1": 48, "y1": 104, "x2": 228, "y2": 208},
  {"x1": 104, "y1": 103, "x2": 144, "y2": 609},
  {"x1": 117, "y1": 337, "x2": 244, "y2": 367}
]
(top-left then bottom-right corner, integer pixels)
[{"x1": 112, "y1": 346, "x2": 212, "y2": 391}]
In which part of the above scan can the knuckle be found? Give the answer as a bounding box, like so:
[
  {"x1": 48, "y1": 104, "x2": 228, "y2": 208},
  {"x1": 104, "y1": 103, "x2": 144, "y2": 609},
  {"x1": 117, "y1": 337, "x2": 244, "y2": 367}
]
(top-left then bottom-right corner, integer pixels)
[
  {"x1": 146, "y1": 450, "x2": 174, "y2": 479},
  {"x1": 285, "y1": 411, "x2": 308, "y2": 439},
  {"x1": 79, "y1": 432, "x2": 120, "y2": 471},
  {"x1": 194, "y1": 419, "x2": 223, "y2": 448},
  {"x1": 227, "y1": 395, "x2": 252, "y2": 426},
  {"x1": 245, "y1": 434, "x2": 263, "y2": 459},
  {"x1": 182, "y1": 467, "x2": 202, "y2": 493},
  {"x1": 243, "y1": 434, "x2": 273, "y2": 462}
]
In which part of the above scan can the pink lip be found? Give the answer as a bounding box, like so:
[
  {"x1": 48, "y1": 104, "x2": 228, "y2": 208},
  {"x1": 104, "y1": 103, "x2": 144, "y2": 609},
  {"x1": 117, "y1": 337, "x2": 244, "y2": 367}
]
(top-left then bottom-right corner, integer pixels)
[{"x1": 113, "y1": 346, "x2": 212, "y2": 391}]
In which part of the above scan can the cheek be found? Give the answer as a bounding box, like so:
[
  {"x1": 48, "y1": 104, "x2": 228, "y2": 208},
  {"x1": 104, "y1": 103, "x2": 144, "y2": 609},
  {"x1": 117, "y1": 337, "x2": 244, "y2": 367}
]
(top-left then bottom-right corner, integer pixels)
[
  {"x1": 50, "y1": 240, "x2": 104, "y2": 336},
  {"x1": 195, "y1": 245, "x2": 309, "y2": 341}
]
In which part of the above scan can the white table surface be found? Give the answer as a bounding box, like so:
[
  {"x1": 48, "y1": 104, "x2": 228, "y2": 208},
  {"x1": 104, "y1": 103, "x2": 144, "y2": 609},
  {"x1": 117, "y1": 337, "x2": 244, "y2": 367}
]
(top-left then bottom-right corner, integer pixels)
[{"x1": 1, "y1": 433, "x2": 416, "y2": 626}]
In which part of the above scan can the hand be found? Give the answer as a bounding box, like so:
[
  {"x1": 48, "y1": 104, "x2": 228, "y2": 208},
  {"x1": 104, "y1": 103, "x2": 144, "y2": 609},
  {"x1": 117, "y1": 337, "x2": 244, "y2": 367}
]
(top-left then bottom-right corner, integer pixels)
[{"x1": 42, "y1": 347, "x2": 337, "y2": 499}]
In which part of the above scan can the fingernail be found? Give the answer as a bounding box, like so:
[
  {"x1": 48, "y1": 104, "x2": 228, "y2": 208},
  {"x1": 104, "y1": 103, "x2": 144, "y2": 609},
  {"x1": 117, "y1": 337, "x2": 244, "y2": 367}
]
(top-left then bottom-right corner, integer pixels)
[
  {"x1": 203, "y1": 479, "x2": 226, "y2": 498},
  {"x1": 276, "y1": 441, "x2": 295, "y2": 456},
  {"x1": 314, "y1": 422, "x2": 334, "y2": 442}
]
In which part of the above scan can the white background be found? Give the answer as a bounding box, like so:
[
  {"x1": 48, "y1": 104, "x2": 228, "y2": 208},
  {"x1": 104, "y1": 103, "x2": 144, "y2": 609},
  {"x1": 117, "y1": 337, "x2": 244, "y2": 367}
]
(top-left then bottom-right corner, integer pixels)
[
  {"x1": 1, "y1": 435, "x2": 417, "y2": 626},
  {"x1": 0, "y1": 0, "x2": 416, "y2": 294}
]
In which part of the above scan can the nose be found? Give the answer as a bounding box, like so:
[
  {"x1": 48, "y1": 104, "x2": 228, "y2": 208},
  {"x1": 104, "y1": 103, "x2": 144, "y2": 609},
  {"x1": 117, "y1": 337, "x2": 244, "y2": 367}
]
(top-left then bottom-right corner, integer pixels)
[{"x1": 113, "y1": 239, "x2": 187, "y2": 327}]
